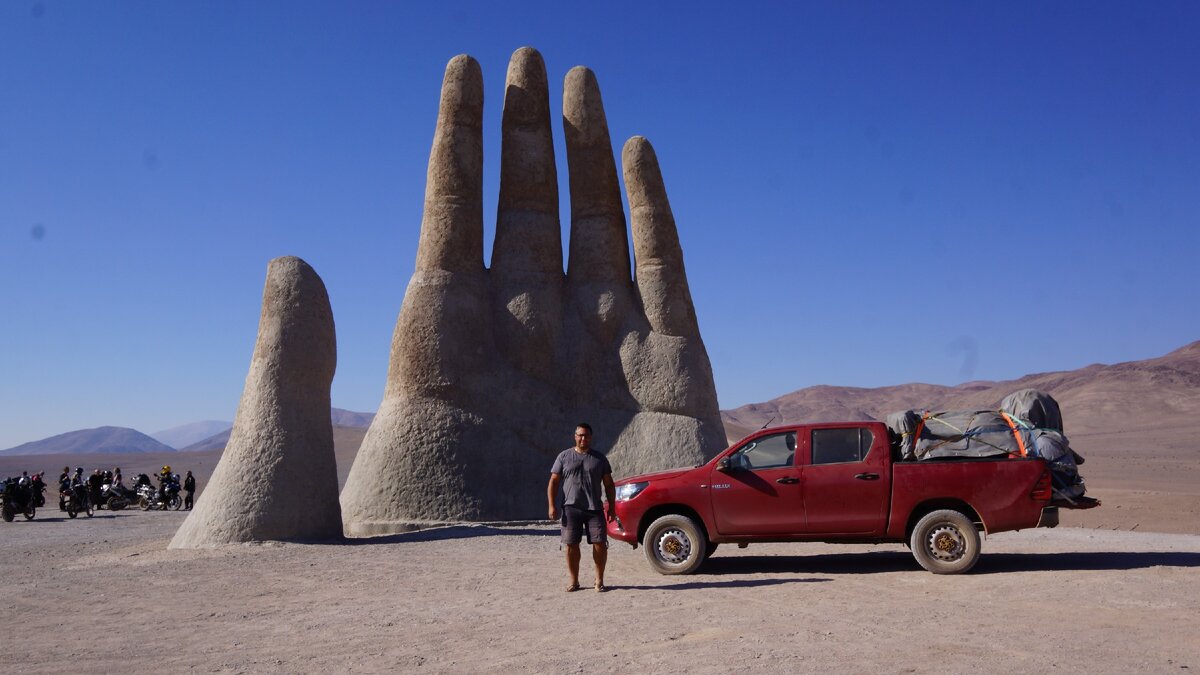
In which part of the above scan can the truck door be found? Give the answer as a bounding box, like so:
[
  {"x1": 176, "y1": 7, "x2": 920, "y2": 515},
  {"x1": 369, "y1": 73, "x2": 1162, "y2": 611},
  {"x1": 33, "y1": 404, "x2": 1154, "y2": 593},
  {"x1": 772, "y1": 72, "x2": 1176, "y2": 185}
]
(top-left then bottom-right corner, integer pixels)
[
  {"x1": 799, "y1": 426, "x2": 890, "y2": 534},
  {"x1": 709, "y1": 430, "x2": 805, "y2": 535}
]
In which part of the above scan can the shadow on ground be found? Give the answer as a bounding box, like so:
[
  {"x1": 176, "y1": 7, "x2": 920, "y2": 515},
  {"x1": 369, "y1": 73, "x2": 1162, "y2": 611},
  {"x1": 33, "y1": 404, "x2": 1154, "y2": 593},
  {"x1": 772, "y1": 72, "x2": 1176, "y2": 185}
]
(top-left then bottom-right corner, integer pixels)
[
  {"x1": 345, "y1": 524, "x2": 557, "y2": 545},
  {"x1": 614, "y1": 577, "x2": 830, "y2": 591},
  {"x1": 693, "y1": 550, "x2": 1200, "y2": 575}
]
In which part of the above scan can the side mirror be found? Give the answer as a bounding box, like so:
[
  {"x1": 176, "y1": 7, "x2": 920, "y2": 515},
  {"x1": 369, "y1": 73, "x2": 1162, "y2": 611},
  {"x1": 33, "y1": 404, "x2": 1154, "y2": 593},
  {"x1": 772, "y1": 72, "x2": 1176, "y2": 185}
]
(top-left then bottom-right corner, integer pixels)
[{"x1": 717, "y1": 457, "x2": 731, "y2": 472}]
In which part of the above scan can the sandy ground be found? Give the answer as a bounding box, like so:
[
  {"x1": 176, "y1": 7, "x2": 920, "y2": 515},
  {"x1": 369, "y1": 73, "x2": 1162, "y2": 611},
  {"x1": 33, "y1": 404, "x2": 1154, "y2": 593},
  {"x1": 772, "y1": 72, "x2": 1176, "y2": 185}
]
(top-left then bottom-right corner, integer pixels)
[{"x1": 2, "y1": 508, "x2": 1198, "y2": 673}]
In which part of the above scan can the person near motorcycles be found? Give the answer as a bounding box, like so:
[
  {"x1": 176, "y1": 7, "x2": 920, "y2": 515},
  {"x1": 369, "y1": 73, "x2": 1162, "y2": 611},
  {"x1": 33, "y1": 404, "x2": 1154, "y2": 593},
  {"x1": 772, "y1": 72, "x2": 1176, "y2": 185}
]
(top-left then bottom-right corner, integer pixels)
[
  {"x1": 30, "y1": 472, "x2": 46, "y2": 508},
  {"x1": 88, "y1": 469, "x2": 105, "y2": 507},
  {"x1": 58, "y1": 467, "x2": 71, "y2": 510},
  {"x1": 157, "y1": 467, "x2": 180, "y2": 509},
  {"x1": 183, "y1": 470, "x2": 196, "y2": 510}
]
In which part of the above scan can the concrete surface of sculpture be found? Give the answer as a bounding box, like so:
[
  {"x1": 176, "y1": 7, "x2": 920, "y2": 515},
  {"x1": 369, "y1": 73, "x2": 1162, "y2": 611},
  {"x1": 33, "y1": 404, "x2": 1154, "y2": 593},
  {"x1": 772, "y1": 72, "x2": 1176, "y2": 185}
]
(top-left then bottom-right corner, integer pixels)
[
  {"x1": 171, "y1": 256, "x2": 342, "y2": 548},
  {"x1": 341, "y1": 48, "x2": 724, "y2": 533}
]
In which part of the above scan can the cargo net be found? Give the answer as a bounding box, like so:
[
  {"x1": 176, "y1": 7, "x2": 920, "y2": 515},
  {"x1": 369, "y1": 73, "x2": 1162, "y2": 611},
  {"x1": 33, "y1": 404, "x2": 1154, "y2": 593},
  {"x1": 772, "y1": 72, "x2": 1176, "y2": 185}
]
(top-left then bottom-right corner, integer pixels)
[{"x1": 887, "y1": 389, "x2": 1098, "y2": 509}]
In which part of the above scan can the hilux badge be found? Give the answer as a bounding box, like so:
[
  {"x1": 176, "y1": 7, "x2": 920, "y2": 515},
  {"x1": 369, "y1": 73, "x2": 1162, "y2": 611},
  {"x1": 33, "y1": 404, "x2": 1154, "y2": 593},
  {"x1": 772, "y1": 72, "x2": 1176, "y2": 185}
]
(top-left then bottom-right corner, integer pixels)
[{"x1": 712, "y1": 483, "x2": 731, "y2": 489}]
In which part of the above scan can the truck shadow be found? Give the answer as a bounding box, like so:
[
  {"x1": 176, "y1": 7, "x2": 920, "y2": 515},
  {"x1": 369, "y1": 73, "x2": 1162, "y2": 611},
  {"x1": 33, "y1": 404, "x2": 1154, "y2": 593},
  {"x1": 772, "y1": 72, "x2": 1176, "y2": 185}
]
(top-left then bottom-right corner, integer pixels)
[
  {"x1": 697, "y1": 550, "x2": 1200, "y2": 575},
  {"x1": 974, "y1": 551, "x2": 1200, "y2": 573},
  {"x1": 612, "y1": 577, "x2": 830, "y2": 591}
]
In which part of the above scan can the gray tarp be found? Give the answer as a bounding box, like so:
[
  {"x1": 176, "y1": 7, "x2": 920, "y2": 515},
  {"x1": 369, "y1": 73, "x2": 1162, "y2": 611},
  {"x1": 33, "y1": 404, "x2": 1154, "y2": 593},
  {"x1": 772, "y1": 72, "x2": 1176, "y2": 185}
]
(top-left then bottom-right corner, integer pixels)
[
  {"x1": 887, "y1": 409, "x2": 1034, "y2": 460},
  {"x1": 887, "y1": 389, "x2": 1089, "y2": 502}
]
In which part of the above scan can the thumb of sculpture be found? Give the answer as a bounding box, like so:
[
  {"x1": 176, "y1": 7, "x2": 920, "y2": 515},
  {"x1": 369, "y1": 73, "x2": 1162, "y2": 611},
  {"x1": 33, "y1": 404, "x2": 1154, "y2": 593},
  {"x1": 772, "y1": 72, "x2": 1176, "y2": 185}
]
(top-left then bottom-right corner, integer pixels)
[{"x1": 170, "y1": 256, "x2": 342, "y2": 548}]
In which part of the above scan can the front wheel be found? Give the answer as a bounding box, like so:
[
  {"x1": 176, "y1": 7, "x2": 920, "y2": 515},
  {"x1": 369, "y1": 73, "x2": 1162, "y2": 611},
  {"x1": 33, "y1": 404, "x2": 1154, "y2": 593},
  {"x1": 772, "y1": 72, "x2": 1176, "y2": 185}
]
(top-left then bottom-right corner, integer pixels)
[
  {"x1": 910, "y1": 509, "x2": 981, "y2": 574},
  {"x1": 1, "y1": 505, "x2": 13, "y2": 522},
  {"x1": 169, "y1": 495, "x2": 182, "y2": 511},
  {"x1": 85, "y1": 502, "x2": 94, "y2": 518},
  {"x1": 643, "y1": 514, "x2": 708, "y2": 575},
  {"x1": 139, "y1": 497, "x2": 151, "y2": 511},
  {"x1": 67, "y1": 508, "x2": 78, "y2": 519}
]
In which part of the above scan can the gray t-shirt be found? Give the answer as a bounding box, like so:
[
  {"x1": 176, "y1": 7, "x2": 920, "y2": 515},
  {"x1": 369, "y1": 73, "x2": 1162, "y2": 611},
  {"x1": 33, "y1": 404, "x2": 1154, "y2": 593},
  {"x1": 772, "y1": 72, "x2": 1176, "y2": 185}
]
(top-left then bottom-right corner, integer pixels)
[{"x1": 551, "y1": 448, "x2": 612, "y2": 512}]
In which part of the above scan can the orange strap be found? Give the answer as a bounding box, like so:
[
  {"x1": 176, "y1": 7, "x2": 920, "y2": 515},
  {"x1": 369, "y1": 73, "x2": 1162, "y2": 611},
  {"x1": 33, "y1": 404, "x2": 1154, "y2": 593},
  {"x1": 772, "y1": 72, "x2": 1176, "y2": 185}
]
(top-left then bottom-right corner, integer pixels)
[
  {"x1": 1000, "y1": 412, "x2": 1028, "y2": 458},
  {"x1": 909, "y1": 412, "x2": 928, "y2": 457}
]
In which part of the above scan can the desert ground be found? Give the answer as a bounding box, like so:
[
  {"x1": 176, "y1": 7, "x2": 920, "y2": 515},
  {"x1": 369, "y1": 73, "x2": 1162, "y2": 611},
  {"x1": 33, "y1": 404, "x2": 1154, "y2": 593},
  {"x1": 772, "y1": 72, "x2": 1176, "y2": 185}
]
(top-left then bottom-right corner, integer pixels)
[
  {"x1": 1, "y1": 507, "x2": 1198, "y2": 672},
  {"x1": 4, "y1": 420, "x2": 1199, "y2": 672}
]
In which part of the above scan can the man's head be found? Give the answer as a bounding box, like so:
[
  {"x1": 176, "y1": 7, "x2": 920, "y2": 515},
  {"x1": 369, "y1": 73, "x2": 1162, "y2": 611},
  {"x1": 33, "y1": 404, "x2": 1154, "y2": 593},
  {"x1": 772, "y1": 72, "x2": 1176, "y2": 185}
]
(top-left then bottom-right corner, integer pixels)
[{"x1": 574, "y1": 423, "x2": 593, "y2": 451}]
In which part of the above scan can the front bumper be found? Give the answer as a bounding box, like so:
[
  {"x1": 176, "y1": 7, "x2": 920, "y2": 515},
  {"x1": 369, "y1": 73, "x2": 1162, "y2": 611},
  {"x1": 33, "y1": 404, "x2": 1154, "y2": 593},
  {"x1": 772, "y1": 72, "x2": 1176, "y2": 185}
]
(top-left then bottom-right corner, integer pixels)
[{"x1": 606, "y1": 503, "x2": 639, "y2": 545}]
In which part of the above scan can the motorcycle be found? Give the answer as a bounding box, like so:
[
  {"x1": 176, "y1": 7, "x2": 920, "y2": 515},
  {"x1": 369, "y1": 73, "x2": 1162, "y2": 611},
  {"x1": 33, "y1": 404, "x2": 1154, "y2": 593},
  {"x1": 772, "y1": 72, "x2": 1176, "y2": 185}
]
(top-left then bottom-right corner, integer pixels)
[
  {"x1": 2, "y1": 478, "x2": 37, "y2": 522},
  {"x1": 59, "y1": 482, "x2": 94, "y2": 519},
  {"x1": 136, "y1": 482, "x2": 158, "y2": 511},
  {"x1": 100, "y1": 483, "x2": 129, "y2": 511}
]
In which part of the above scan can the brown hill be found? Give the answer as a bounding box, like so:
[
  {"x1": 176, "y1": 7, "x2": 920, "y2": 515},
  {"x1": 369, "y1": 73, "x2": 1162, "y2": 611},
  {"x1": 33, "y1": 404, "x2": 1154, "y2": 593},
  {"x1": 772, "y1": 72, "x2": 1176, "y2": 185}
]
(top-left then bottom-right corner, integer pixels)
[
  {"x1": 720, "y1": 340, "x2": 1200, "y2": 534},
  {"x1": 721, "y1": 340, "x2": 1200, "y2": 440},
  {"x1": 0, "y1": 426, "x2": 175, "y2": 456}
]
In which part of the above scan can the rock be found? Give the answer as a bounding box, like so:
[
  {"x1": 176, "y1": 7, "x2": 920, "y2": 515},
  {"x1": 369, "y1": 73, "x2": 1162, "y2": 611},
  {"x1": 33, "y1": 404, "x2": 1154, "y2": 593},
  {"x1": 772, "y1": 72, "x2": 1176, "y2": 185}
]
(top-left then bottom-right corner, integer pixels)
[{"x1": 170, "y1": 256, "x2": 341, "y2": 548}]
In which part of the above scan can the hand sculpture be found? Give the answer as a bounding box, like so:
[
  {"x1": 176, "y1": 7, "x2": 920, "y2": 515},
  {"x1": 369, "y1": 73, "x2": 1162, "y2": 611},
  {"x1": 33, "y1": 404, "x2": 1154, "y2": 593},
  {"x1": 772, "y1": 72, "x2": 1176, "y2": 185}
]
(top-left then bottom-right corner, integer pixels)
[{"x1": 341, "y1": 48, "x2": 724, "y2": 533}]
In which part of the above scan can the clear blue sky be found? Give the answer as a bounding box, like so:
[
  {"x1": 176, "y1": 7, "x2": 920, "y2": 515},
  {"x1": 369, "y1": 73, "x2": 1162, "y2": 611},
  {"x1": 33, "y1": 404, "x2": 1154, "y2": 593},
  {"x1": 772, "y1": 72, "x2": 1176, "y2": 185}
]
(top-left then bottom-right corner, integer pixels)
[{"x1": 3, "y1": 1, "x2": 1198, "y2": 448}]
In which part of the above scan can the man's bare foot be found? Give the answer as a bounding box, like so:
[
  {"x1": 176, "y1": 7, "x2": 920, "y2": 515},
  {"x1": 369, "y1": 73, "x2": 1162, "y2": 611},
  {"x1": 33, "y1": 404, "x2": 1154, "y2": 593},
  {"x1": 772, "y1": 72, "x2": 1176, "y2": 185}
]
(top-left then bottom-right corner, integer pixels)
[{"x1": 565, "y1": 582, "x2": 580, "y2": 592}]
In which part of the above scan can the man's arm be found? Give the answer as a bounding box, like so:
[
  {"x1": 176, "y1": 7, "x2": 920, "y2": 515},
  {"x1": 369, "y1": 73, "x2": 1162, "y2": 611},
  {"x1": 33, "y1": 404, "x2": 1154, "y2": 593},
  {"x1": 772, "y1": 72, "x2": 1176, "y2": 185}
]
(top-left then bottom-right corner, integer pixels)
[
  {"x1": 547, "y1": 473, "x2": 561, "y2": 521},
  {"x1": 602, "y1": 473, "x2": 616, "y2": 521}
]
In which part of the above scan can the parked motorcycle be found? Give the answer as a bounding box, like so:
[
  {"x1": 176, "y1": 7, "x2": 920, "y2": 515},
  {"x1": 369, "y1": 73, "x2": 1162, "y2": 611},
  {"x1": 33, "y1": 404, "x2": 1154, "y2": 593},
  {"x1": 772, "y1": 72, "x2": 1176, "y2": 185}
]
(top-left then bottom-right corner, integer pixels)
[
  {"x1": 59, "y1": 482, "x2": 94, "y2": 519},
  {"x1": 2, "y1": 477, "x2": 37, "y2": 522},
  {"x1": 100, "y1": 483, "x2": 129, "y2": 511}
]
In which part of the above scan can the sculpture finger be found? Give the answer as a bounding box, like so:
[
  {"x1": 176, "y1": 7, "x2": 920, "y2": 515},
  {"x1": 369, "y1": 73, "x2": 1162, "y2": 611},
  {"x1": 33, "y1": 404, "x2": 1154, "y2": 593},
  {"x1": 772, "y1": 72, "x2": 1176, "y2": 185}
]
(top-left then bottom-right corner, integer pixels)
[
  {"x1": 171, "y1": 257, "x2": 341, "y2": 547},
  {"x1": 417, "y1": 54, "x2": 485, "y2": 274},
  {"x1": 563, "y1": 66, "x2": 630, "y2": 285},
  {"x1": 623, "y1": 136, "x2": 699, "y2": 338},
  {"x1": 491, "y1": 47, "x2": 563, "y2": 380}
]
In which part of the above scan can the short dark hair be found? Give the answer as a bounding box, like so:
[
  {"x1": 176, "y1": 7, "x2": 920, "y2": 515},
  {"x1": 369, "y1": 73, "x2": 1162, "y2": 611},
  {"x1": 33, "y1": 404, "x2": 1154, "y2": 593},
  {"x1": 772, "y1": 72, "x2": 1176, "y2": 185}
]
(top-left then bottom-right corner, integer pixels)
[{"x1": 575, "y1": 422, "x2": 593, "y2": 435}]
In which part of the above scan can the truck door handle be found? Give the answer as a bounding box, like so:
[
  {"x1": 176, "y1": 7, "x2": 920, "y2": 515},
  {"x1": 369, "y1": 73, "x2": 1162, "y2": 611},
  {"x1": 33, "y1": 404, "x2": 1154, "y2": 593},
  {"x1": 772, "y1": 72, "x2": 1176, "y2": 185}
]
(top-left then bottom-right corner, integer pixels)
[
  {"x1": 776, "y1": 477, "x2": 799, "y2": 484},
  {"x1": 855, "y1": 473, "x2": 879, "y2": 481}
]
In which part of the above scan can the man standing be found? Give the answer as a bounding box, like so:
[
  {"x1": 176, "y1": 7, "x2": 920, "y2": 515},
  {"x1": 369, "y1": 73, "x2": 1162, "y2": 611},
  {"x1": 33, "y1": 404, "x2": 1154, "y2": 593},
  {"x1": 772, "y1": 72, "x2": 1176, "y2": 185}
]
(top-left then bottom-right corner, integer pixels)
[
  {"x1": 183, "y1": 470, "x2": 196, "y2": 510},
  {"x1": 548, "y1": 423, "x2": 616, "y2": 592}
]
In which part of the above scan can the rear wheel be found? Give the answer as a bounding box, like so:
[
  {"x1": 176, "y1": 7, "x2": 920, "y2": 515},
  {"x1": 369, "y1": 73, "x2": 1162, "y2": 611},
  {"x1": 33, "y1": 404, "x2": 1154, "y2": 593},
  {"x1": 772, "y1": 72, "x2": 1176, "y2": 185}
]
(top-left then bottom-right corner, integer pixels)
[
  {"x1": 67, "y1": 508, "x2": 78, "y2": 519},
  {"x1": 85, "y1": 502, "x2": 94, "y2": 518},
  {"x1": 2, "y1": 505, "x2": 13, "y2": 522},
  {"x1": 910, "y1": 509, "x2": 980, "y2": 574},
  {"x1": 24, "y1": 504, "x2": 35, "y2": 520},
  {"x1": 643, "y1": 514, "x2": 708, "y2": 575}
]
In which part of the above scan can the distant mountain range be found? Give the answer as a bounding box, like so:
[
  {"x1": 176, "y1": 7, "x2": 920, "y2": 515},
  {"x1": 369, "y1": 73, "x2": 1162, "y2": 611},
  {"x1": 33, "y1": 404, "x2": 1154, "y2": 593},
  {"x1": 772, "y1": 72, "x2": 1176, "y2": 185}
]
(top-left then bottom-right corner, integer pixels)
[
  {"x1": 0, "y1": 408, "x2": 376, "y2": 456},
  {"x1": 0, "y1": 427, "x2": 174, "y2": 456},
  {"x1": 721, "y1": 340, "x2": 1200, "y2": 441},
  {"x1": 150, "y1": 420, "x2": 233, "y2": 449},
  {"x1": 6, "y1": 341, "x2": 1198, "y2": 456}
]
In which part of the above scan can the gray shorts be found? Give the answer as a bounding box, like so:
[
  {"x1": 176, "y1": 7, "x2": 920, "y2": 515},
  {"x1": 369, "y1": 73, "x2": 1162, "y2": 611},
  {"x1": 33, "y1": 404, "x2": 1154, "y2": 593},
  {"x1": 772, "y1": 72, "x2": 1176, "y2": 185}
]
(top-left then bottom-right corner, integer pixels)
[{"x1": 561, "y1": 505, "x2": 607, "y2": 545}]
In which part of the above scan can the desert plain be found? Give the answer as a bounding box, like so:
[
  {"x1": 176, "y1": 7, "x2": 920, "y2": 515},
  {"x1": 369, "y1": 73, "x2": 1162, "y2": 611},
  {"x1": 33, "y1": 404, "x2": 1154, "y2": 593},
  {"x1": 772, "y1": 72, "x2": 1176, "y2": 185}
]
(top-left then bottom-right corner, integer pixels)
[{"x1": 3, "y1": 420, "x2": 1200, "y2": 673}]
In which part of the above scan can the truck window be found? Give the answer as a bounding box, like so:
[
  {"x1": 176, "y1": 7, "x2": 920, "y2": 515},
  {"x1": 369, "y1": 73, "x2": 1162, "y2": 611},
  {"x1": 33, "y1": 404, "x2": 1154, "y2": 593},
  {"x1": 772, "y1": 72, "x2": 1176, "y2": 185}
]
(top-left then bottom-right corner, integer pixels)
[
  {"x1": 811, "y1": 428, "x2": 874, "y2": 465},
  {"x1": 730, "y1": 432, "x2": 796, "y2": 470}
]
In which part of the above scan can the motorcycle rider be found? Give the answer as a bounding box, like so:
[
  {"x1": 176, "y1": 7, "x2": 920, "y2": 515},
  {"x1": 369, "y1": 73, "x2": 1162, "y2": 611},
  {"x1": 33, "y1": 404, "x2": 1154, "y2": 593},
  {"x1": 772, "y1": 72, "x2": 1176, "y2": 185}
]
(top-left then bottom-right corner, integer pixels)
[
  {"x1": 157, "y1": 466, "x2": 179, "y2": 509},
  {"x1": 72, "y1": 467, "x2": 89, "y2": 509},
  {"x1": 30, "y1": 472, "x2": 46, "y2": 508}
]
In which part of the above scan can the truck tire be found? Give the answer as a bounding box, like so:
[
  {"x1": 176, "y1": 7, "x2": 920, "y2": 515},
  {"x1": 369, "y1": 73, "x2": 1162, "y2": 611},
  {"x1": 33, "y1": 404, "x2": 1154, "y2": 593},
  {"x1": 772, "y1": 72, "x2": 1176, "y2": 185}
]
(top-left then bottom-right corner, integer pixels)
[
  {"x1": 643, "y1": 514, "x2": 707, "y2": 575},
  {"x1": 910, "y1": 509, "x2": 980, "y2": 574}
]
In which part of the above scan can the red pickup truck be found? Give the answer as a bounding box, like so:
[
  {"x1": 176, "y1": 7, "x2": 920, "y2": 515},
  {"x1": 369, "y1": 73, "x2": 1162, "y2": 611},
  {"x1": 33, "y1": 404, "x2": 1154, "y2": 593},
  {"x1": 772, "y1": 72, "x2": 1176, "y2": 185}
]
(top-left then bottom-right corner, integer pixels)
[{"x1": 607, "y1": 421, "x2": 1059, "y2": 575}]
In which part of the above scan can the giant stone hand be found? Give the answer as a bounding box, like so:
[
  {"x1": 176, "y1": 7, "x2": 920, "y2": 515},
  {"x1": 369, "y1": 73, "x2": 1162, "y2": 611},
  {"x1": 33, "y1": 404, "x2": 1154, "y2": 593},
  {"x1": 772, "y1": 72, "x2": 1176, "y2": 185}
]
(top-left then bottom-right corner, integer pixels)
[{"x1": 341, "y1": 48, "x2": 725, "y2": 534}]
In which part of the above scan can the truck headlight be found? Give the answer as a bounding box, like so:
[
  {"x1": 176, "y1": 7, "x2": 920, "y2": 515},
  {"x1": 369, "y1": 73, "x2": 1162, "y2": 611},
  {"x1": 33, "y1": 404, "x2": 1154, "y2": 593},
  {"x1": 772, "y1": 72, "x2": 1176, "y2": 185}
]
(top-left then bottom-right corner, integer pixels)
[{"x1": 616, "y1": 481, "x2": 649, "y2": 502}]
